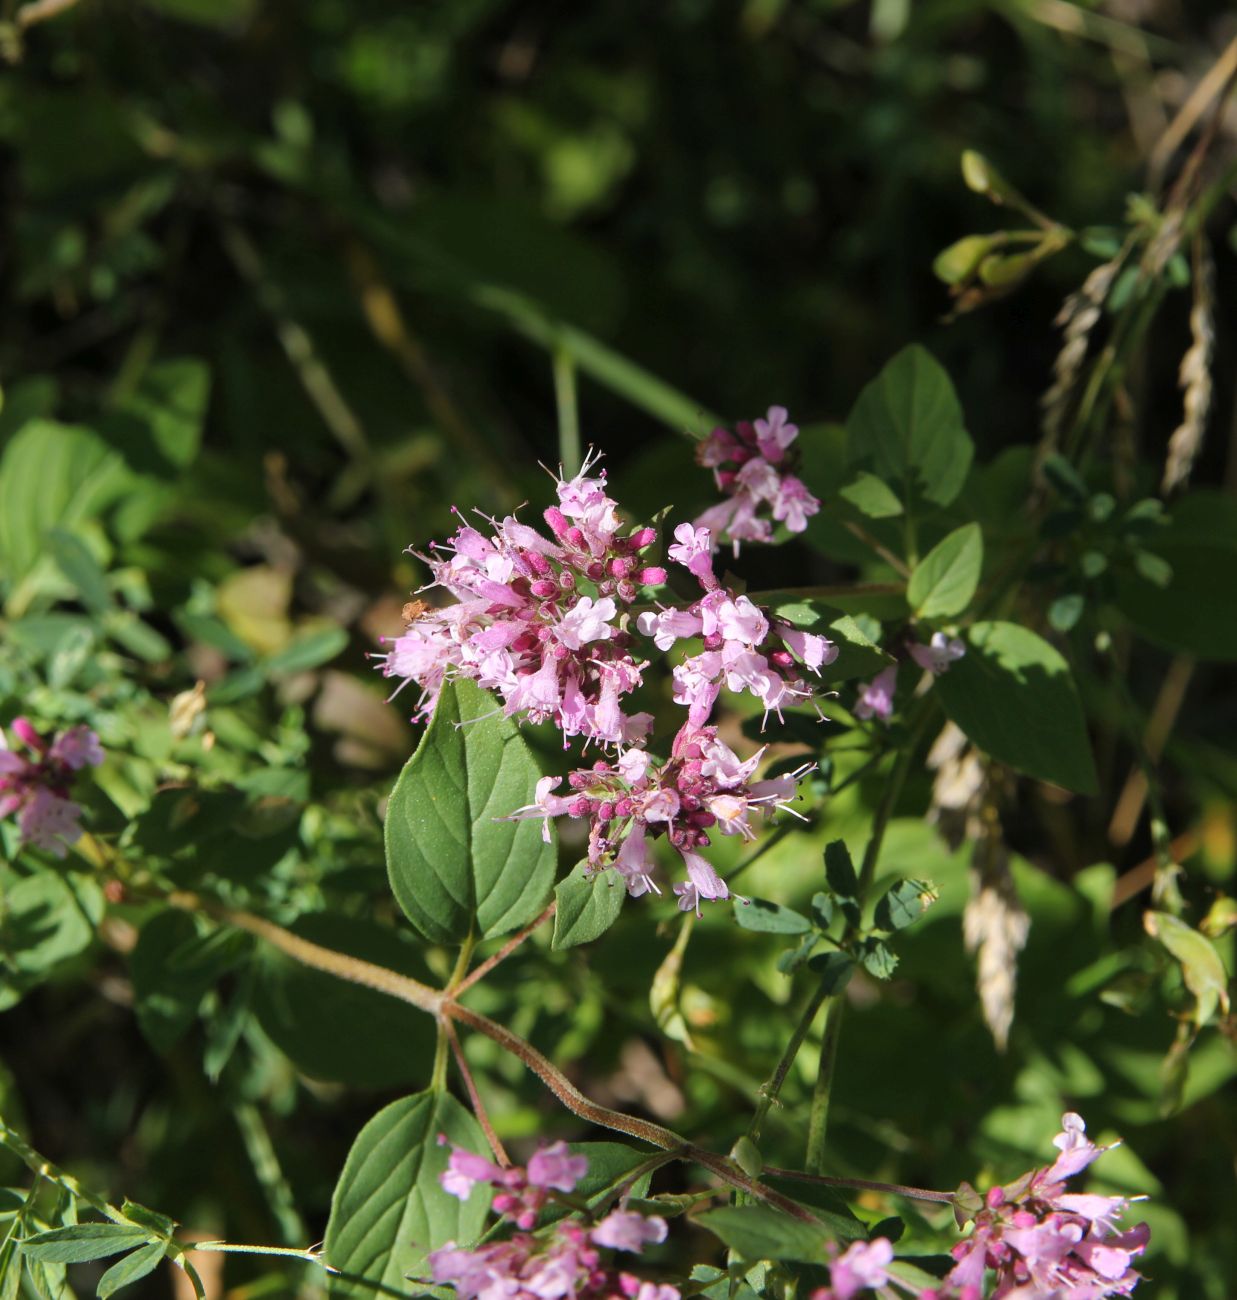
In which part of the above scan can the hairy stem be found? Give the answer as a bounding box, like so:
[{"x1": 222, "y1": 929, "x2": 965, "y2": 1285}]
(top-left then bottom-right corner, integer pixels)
[
  {"x1": 445, "y1": 1018, "x2": 510, "y2": 1166},
  {"x1": 166, "y1": 892, "x2": 443, "y2": 1015}
]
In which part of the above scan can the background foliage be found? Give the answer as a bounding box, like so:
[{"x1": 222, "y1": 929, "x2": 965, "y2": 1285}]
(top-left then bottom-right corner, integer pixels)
[{"x1": 1, "y1": 2, "x2": 1235, "y2": 1298}]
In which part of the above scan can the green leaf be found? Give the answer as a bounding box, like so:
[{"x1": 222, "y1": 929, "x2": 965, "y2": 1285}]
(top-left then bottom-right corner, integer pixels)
[
  {"x1": 541, "y1": 1143, "x2": 656, "y2": 1223},
  {"x1": 0, "y1": 421, "x2": 128, "y2": 602},
  {"x1": 252, "y1": 914, "x2": 438, "y2": 1087},
  {"x1": 1, "y1": 871, "x2": 97, "y2": 978},
  {"x1": 860, "y1": 938, "x2": 899, "y2": 980},
  {"x1": 810, "y1": 892, "x2": 834, "y2": 928},
  {"x1": 263, "y1": 625, "x2": 349, "y2": 676},
  {"x1": 1144, "y1": 912, "x2": 1231, "y2": 1027},
  {"x1": 907, "y1": 523, "x2": 983, "y2": 619},
  {"x1": 874, "y1": 880, "x2": 937, "y2": 932},
  {"x1": 129, "y1": 913, "x2": 219, "y2": 1052},
  {"x1": 836, "y1": 472, "x2": 904, "y2": 519},
  {"x1": 20, "y1": 1224, "x2": 150, "y2": 1265},
  {"x1": 694, "y1": 1205, "x2": 838, "y2": 1264},
  {"x1": 1115, "y1": 490, "x2": 1237, "y2": 661},
  {"x1": 117, "y1": 1202, "x2": 176, "y2": 1238},
  {"x1": 385, "y1": 679, "x2": 556, "y2": 944},
  {"x1": 552, "y1": 862, "x2": 625, "y2": 949},
  {"x1": 823, "y1": 841, "x2": 858, "y2": 899},
  {"x1": 845, "y1": 346, "x2": 974, "y2": 511},
  {"x1": 806, "y1": 951, "x2": 855, "y2": 995},
  {"x1": 96, "y1": 1240, "x2": 166, "y2": 1298},
  {"x1": 46, "y1": 529, "x2": 110, "y2": 614},
  {"x1": 325, "y1": 1091, "x2": 491, "y2": 1295},
  {"x1": 935, "y1": 621, "x2": 1098, "y2": 794},
  {"x1": 122, "y1": 359, "x2": 210, "y2": 470},
  {"x1": 733, "y1": 898, "x2": 813, "y2": 935}
]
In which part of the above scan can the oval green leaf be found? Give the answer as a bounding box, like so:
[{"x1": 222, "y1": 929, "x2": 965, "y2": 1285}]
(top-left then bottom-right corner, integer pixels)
[
  {"x1": 908, "y1": 523, "x2": 983, "y2": 619},
  {"x1": 20, "y1": 1225, "x2": 151, "y2": 1265},
  {"x1": 552, "y1": 862, "x2": 625, "y2": 949},
  {"x1": 845, "y1": 346, "x2": 974, "y2": 510},
  {"x1": 733, "y1": 898, "x2": 812, "y2": 935},
  {"x1": 935, "y1": 621, "x2": 1097, "y2": 795},
  {"x1": 385, "y1": 679, "x2": 556, "y2": 944},
  {"x1": 325, "y1": 1091, "x2": 491, "y2": 1296}
]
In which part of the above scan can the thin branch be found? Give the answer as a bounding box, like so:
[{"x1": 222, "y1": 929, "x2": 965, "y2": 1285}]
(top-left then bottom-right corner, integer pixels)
[
  {"x1": 445, "y1": 1019, "x2": 510, "y2": 1167},
  {"x1": 1148, "y1": 31, "x2": 1237, "y2": 190},
  {"x1": 762, "y1": 1165, "x2": 955, "y2": 1206},
  {"x1": 166, "y1": 892, "x2": 442, "y2": 1015},
  {"x1": 455, "y1": 901, "x2": 556, "y2": 996}
]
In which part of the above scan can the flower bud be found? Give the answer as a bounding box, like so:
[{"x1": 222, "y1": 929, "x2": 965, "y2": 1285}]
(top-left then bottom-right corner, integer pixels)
[
  {"x1": 637, "y1": 566, "x2": 667, "y2": 585},
  {"x1": 530, "y1": 579, "x2": 558, "y2": 598},
  {"x1": 628, "y1": 527, "x2": 656, "y2": 549},
  {"x1": 544, "y1": 506, "x2": 569, "y2": 536}
]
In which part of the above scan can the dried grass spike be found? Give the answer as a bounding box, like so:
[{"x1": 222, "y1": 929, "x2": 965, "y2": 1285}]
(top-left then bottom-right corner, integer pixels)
[
  {"x1": 1162, "y1": 234, "x2": 1215, "y2": 494},
  {"x1": 964, "y1": 811, "x2": 1029, "y2": 1052}
]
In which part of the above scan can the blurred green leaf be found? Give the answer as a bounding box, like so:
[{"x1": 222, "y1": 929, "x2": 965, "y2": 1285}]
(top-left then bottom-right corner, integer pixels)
[
  {"x1": 733, "y1": 898, "x2": 813, "y2": 935},
  {"x1": 19, "y1": 1225, "x2": 150, "y2": 1265}
]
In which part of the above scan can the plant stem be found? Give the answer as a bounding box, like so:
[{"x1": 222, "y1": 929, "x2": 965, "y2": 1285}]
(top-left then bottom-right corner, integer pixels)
[
  {"x1": 746, "y1": 981, "x2": 829, "y2": 1144},
  {"x1": 553, "y1": 346, "x2": 582, "y2": 476},
  {"x1": 761, "y1": 1164, "x2": 955, "y2": 1205},
  {"x1": 445, "y1": 1018, "x2": 509, "y2": 1166},
  {"x1": 804, "y1": 710, "x2": 926, "y2": 1173},
  {"x1": 232, "y1": 1102, "x2": 307, "y2": 1246}
]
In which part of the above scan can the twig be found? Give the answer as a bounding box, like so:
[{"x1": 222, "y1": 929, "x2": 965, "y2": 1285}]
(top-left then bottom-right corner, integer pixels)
[
  {"x1": 1108, "y1": 655, "x2": 1195, "y2": 847},
  {"x1": 218, "y1": 221, "x2": 371, "y2": 507},
  {"x1": 761, "y1": 1164, "x2": 955, "y2": 1205},
  {"x1": 455, "y1": 901, "x2": 556, "y2": 996},
  {"x1": 1148, "y1": 31, "x2": 1237, "y2": 190},
  {"x1": 445, "y1": 1019, "x2": 510, "y2": 1167},
  {"x1": 166, "y1": 892, "x2": 442, "y2": 1014}
]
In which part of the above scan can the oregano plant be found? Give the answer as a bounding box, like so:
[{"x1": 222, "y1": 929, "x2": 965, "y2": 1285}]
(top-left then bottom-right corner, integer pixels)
[{"x1": 3, "y1": 25, "x2": 1237, "y2": 1300}]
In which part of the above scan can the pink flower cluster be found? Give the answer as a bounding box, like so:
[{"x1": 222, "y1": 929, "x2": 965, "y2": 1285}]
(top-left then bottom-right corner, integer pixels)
[
  {"x1": 810, "y1": 1114, "x2": 1148, "y2": 1300},
  {"x1": 378, "y1": 455, "x2": 667, "y2": 746},
  {"x1": 946, "y1": 1113, "x2": 1149, "y2": 1298},
  {"x1": 0, "y1": 718, "x2": 103, "y2": 857},
  {"x1": 694, "y1": 406, "x2": 820, "y2": 553},
  {"x1": 380, "y1": 452, "x2": 835, "y2": 910},
  {"x1": 510, "y1": 723, "x2": 811, "y2": 913},
  {"x1": 641, "y1": 523, "x2": 837, "y2": 727},
  {"x1": 431, "y1": 1141, "x2": 678, "y2": 1300}
]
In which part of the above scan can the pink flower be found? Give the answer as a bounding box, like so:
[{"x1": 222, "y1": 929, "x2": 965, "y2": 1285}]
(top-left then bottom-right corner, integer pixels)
[
  {"x1": 527, "y1": 1142, "x2": 588, "y2": 1193},
  {"x1": 666, "y1": 523, "x2": 717, "y2": 586},
  {"x1": 854, "y1": 666, "x2": 897, "y2": 723},
  {"x1": 753, "y1": 405, "x2": 799, "y2": 462},
  {"x1": 554, "y1": 597, "x2": 617, "y2": 650},
  {"x1": 48, "y1": 726, "x2": 105, "y2": 771},
  {"x1": 673, "y1": 848, "x2": 730, "y2": 915},
  {"x1": 779, "y1": 626, "x2": 838, "y2": 674},
  {"x1": 828, "y1": 1238, "x2": 893, "y2": 1299},
  {"x1": 908, "y1": 632, "x2": 966, "y2": 676},
  {"x1": 591, "y1": 1211, "x2": 667, "y2": 1253},
  {"x1": 0, "y1": 719, "x2": 103, "y2": 858},
  {"x1": 692, "y1": 406, "x2": 819, "y2": 552},
  {"x1": 946, "y1": 1113, "x2": 1150, "y2": 1298}
]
